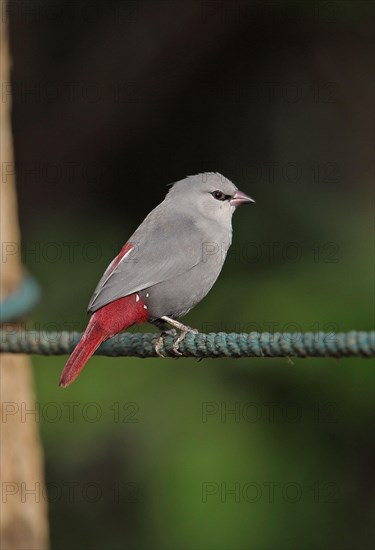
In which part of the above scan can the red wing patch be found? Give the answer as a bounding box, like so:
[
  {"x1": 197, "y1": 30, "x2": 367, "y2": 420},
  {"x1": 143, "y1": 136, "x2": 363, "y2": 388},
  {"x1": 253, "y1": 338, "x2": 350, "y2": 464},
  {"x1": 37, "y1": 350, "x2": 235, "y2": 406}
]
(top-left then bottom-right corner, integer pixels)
[{"x1": 108, "y1": 242, "x2": 134, "y2": 276}]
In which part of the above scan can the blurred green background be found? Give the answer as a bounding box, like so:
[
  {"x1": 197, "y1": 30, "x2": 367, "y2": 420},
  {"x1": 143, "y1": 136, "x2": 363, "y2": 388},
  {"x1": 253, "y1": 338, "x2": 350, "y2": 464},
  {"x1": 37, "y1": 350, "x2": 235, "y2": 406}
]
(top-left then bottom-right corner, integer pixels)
[{"x1": 9, "y1": 1, "x2": 374, "y2": 548}]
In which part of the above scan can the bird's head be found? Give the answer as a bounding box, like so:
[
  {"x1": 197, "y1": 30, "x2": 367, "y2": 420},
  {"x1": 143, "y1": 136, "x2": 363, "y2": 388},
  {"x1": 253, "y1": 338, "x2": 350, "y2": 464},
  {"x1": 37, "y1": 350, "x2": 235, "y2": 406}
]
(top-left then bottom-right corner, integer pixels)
[{"x1": 166, "y1": 172, "x2": 255, "y2": 225}]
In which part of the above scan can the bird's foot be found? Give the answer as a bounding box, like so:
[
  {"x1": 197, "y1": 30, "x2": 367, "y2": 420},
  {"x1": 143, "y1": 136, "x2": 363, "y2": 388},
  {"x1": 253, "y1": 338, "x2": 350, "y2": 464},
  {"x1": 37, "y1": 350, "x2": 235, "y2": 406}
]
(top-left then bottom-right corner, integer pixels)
[
  {"x1": 171, "y1": 327, "x2": 198, "y2": 356},
  {"x1": 154, "y1": 316, "x2": 198, "y2": 357},
  {"x1": 155, "y1": 329, "x2": 176, "y2": 357}
]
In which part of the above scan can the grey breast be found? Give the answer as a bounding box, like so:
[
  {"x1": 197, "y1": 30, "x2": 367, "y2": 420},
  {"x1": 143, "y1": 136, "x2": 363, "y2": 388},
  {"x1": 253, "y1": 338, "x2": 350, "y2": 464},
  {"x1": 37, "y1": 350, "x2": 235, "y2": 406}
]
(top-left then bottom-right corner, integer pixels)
[{"x1": 143, "y1": 222, "x2": 232, "y2": 320}]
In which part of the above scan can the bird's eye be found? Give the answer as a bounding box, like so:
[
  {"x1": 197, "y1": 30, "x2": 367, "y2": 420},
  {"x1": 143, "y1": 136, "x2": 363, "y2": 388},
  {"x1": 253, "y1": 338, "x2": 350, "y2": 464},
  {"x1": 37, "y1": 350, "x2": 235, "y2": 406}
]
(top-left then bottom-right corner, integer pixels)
[{"x1": 211, "y1": 190, "x2": 226, "y2": 201}]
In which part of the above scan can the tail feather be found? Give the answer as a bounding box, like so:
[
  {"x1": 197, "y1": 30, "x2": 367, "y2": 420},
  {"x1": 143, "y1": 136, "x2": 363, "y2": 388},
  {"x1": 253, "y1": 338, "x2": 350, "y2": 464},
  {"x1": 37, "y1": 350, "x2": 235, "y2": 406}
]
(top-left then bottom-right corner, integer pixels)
[
  {"x1": 59, "y1": 294, "x2": 149, "y2": 388},
  {"x1": 59, "y1": 319, "x2": 105, "y2": 387}
]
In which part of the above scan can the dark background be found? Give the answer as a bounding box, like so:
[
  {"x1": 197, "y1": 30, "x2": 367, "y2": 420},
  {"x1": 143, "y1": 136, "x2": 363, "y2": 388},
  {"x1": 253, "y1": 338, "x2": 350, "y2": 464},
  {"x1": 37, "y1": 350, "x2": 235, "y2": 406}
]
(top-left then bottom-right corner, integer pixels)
[{"x1": 7, "y1": 1, "x2": 374, "y2": 548}]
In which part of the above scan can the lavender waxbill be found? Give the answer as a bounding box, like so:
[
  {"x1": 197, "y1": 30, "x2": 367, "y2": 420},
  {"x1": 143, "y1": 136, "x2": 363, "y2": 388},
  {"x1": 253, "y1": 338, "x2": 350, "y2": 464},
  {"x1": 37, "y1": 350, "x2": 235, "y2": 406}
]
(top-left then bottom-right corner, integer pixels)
[{"x1": 59, "y1": 173, "x2": 254, "y2": 387}]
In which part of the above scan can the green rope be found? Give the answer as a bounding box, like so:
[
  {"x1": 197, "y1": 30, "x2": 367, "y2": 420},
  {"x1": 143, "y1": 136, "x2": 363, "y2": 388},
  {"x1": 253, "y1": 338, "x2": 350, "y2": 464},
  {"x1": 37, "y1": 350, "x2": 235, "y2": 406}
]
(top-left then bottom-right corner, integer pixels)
[{"x1": 0, "y1": 330, "x2": 374, "y2": 358}]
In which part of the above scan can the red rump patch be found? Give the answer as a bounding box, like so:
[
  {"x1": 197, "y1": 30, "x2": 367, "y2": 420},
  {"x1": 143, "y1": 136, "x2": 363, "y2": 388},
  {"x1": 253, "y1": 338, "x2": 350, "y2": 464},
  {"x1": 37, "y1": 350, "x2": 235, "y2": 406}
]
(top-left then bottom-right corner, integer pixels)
[{"x1": 93, "y1": 293, "x2": 149, "y2": 339}]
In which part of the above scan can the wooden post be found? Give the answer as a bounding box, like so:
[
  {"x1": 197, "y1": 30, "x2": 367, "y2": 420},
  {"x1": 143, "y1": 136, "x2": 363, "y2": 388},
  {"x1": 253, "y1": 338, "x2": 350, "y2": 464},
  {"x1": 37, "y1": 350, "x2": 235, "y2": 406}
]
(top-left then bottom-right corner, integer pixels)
[{"x1": 0, "y1": 8, "x2": 49, "y2": 549}]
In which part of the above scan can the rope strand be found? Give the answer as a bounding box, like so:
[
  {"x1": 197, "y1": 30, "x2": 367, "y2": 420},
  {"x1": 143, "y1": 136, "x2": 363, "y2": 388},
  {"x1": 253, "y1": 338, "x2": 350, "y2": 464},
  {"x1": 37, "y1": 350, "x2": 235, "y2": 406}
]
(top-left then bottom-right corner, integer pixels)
[{"x1": 1, "y1": 330, "x2": 374, "y2": 358}]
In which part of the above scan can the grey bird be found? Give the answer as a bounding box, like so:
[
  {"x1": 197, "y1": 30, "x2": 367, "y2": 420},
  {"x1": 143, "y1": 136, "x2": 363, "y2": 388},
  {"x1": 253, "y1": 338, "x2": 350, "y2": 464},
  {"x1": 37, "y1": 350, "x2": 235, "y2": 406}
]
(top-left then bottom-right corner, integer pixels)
[{"x1": 59, "y1": 172, "x2": 254, "y2": 387}]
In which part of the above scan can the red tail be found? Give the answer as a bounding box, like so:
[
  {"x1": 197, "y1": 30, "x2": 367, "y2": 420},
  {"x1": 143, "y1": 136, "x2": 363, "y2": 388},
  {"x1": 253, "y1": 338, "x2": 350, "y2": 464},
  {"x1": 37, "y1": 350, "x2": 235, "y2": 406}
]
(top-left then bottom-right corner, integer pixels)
[{"x1": 59, "y1": 294, "x2": 149, "y2": 387}]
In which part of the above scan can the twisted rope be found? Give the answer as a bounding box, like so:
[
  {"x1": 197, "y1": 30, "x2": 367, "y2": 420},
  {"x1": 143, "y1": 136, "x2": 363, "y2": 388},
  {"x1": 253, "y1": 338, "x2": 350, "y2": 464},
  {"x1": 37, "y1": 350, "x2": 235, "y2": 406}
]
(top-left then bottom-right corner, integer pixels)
[{"x1": 0, "y1": 330, "x2": 374, "y2": 358}]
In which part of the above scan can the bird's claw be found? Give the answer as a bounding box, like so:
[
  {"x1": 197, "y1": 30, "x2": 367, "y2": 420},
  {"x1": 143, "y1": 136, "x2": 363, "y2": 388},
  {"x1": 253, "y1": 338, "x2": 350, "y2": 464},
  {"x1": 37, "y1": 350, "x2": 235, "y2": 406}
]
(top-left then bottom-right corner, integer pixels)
[
  {"x1": 155, "y1": 326, "x2": 198, "y2": 357},
  {"x1": 155, "y1": 336, "x2": 166, "y2": 357},
  {"x1": 172, "y1": 326, "x2": 198, "y2": 356},
  {"x1": 172, "y1": 333, "x2": 185, "y2": 356},
  {"x1": 155, "y1": 329, "x2": 177, "y2": 357}
]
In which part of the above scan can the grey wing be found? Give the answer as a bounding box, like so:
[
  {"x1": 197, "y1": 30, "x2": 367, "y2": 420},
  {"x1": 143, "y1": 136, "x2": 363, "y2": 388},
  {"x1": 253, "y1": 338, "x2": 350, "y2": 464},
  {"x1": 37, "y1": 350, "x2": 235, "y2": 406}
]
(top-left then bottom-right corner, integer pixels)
[{"x1": 88, "y1": 214, "x2": 204, "y2": 313}]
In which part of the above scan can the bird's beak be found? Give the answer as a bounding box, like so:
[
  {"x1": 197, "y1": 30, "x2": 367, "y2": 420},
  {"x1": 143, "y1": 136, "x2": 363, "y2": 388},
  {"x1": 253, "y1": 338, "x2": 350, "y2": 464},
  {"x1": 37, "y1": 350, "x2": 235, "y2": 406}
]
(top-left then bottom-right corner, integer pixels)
[{"x1": 230, "y1": 190, "x2": 255, "y2": 207}]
